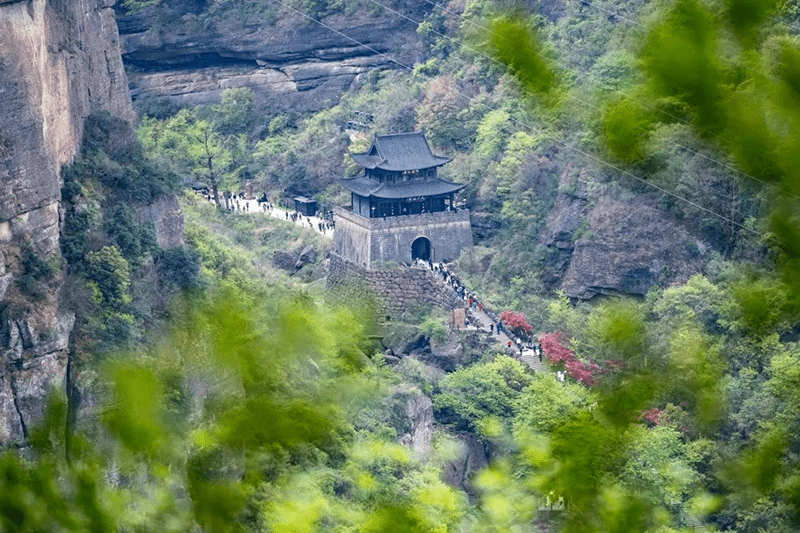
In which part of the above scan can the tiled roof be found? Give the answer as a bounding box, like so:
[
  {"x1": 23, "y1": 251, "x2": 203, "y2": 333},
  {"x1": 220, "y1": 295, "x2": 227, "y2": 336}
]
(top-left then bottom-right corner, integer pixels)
[
  {"x1": 339, "y1": 176, "x2": 465, "y2": 199},
  {"x1": 349, "y1": 132, "x2": 452, "y2": 171}
]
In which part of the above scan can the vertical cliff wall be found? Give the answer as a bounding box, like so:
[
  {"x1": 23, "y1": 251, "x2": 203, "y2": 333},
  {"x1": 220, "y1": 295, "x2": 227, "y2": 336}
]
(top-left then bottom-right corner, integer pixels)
[{"x1": 0, "y1": 0, "x2": 134, "y2": 445}]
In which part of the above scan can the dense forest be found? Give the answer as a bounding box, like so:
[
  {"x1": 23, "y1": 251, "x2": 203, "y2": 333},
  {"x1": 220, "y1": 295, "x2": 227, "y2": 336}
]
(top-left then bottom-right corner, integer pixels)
[{"x1": 4, "y1": 0, "x2": 800, "y2": 531}]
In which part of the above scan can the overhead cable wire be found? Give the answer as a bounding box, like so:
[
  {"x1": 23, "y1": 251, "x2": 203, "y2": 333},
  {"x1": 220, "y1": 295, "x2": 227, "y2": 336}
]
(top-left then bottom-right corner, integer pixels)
[
  {"x1": 269, "y1": 0, "x2": 777, "y2": 243},
  {"x1": 769, "y1": 14, "x2": 800, "y2": 34},
  {"x1": 418, "y1": 0, "x2": 798, "y2": 199}
]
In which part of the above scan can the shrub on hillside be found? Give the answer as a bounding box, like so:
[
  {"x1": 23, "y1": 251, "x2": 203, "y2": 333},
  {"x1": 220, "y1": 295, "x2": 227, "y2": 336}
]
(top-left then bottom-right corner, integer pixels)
[
  {"x1": 498, "y1": 310, "x2": 532, "y2": 338},
  {"x1": 16, "y1": 251, "x2": 56, "y2": 301},
  {"x1": 155, "y1": 247, "x2": 201, "y2": 291},
  {"x1": 80, "y1": 112, "x2": 181, "y2": 203},
  {"x1": 134, "y1": 95, "x2": 183, "y2": 120}
]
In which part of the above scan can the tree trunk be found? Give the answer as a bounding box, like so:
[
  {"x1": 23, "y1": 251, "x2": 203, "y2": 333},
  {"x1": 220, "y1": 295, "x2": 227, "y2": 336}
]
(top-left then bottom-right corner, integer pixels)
[{"x1": 212, "y1": 184, "x2": 221, "y2": 209}]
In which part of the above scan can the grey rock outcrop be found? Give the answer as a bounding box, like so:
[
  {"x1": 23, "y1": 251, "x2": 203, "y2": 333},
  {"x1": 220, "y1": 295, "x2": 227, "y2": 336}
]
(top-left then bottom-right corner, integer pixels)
[
  {"x1": 442, "y1": 432, "x2": 490, "y2": 494},
  {"x1": 273, "y1": 250, "x2": 300, "y2": 273},
  {"x1": 273, "y1": 246, "x2": 321, "y2": 274},
  {"x1": 422, "y1": 338, "x2": 467, "y2": 373},
  {"x1": 398, "y1": 387, "x2": 433, "y2": 457},
  {"x1": 298, "y1": 245, "x2": 318, "y2": 266},
  {"x1": 0, "y1": 0, "x2": 133, "y2": 445},
  {"x1": 115, "y1": 2, "x2": 426, "y2": 110},
  {"x1": 539, "y1": 169, "x2": 589, "y2": 289},
  {"x1": 135, "y1": 194, "x2": 185, "y2": 248},
  {"x1": 560, "y1": 197, "x2": 707, "y2": 299},
  {"x1": 536, "y1": 164, "x2": 709, "y2": 299}
]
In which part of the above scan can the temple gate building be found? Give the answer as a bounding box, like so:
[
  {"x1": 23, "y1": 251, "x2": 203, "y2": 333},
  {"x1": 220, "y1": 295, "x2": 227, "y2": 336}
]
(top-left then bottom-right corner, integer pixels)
[{"x1": 333, "y1": 131, "x2": 473, "y2": 268}]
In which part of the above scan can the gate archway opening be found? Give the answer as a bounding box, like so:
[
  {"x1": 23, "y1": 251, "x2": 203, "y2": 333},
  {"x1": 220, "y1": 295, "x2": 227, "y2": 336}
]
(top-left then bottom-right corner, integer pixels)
[{"x1": 411, "y1": 237, "x2": 431, "y2": 262}]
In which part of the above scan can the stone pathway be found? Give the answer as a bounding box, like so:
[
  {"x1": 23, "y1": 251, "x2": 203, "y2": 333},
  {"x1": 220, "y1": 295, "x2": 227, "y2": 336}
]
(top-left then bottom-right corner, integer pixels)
[
  {"x1": 203, "y1": 193, "x2": 334, "y2": 239},
  {"x1": 419, "y1": 260, "x2": 550, "y2": 375},
  {"x1": 466, "y1": 305, "x2": 550, "y2": 375}
]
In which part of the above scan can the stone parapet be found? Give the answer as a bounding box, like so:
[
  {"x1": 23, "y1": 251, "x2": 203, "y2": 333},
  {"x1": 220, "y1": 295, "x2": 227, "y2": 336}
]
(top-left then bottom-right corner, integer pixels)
[{"x1": 334, "y1": 207, "x2": 470, "y2": 230}]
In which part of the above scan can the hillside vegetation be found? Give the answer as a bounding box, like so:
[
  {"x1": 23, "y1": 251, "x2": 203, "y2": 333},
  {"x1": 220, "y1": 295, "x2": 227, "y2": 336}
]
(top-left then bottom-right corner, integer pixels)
[
  {"x1": 3, "y1": 0, "x2": 800, "y2": 531},
  {"x1": 126, "y1": 0, "x2": 800, "y2": 530}
]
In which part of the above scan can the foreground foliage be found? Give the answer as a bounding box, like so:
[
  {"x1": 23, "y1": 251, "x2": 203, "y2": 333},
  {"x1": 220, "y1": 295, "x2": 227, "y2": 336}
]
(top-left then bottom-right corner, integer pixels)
[
  {"x1": 0, "y1": 286, "x2": 469, "y2": 532},
  {"x1": 86, "y1": 0, "x2": 800, "y2": 531}
]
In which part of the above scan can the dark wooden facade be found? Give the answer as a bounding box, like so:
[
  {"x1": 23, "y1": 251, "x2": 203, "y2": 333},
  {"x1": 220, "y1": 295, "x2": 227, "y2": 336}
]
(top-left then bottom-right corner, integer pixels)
[{"x1": 340, "y1": 132, "x2": 464, "y2": 219}]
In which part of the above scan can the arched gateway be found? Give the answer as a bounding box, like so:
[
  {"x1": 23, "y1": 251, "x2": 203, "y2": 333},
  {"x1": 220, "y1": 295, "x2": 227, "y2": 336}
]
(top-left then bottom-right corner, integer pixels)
[{"x1": 411, "y1": 237, "x2": 431, "y2": 261}]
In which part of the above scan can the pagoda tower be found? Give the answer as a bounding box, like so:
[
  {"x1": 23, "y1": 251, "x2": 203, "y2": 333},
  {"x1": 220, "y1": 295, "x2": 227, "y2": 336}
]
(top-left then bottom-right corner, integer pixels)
[{"x1": 333, "y1": 132, "x2": 472, "y2": 268}]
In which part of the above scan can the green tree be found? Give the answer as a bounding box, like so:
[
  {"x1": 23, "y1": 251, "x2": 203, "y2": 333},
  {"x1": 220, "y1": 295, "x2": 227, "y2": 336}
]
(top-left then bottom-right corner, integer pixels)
[
  {"x1": 138, "y1": 109, "x2": 240, "y2": 208},
  {"x1": 86, "y1": 245, "x2": 132, "y2": 310},
  {"x1": 434, "y1": 356, "x2": 533, "y2": 435},
  {"x1": 512, "y1": 374, "x2": 586, "y2": 436},
  {"x1": 212, "y1": 88, "x2": 255, "y2": 136}
]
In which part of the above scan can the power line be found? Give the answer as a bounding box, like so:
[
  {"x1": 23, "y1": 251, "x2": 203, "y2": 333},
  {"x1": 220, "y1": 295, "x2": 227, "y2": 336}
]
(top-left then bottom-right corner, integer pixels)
[
  {"x1": 268, "y1": 0, "x2": 776, "y2": 244},
  {"x1": 418, "y1": 0, "x2": 797, "y2": 199},
  {"x1": 769, "y1": 14, "x2": 800, "y2": 35}
]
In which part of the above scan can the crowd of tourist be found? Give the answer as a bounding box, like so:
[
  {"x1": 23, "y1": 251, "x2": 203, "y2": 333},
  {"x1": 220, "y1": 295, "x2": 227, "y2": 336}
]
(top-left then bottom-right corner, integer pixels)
[
  {"x1": 281, "y1": 210, "x2": 334, "y2": 232},
  {"x1": 195, "y1": 189, "x2": 334, "y2": 236},
  {"x1": 414, "y1": 259, "x2": 544, "y2": 362}
]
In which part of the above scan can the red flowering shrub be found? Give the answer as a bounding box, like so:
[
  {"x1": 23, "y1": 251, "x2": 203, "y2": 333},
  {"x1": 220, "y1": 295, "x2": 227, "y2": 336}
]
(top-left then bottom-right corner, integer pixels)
[
  {"x1": 540, "y1": 332, "x2": 602, "y2": 386},
  {"x1": 564, "y1": 358, "x2": 601, "y2": 386},
  {"x1": 639, "y1": 408, "x2": 665, "y2": 427},
  {"x1": 498, "y1": 310, "x2": 532, "y2": 338},
  {"x1": 540, "y1": 332, "x2": 574, "y2": 365}
]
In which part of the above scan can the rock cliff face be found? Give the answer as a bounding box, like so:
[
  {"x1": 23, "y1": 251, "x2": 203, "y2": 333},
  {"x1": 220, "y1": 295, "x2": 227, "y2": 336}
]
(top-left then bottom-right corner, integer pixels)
[
  {"x1": 559, "y1": 197, "x2": 708, "y2": 299},
  {"x1": 134, "y1": 194, "x2": 185, "y2": 248},
  {"x1": 539, "y1": 169, "x2": 709, "y2": 299},
  {"x1": 115, "y1": 2, "x2": 426, "y2": 110},
  {"x1": 0, "y1": 0, "x2": 134, "y2": 445}
]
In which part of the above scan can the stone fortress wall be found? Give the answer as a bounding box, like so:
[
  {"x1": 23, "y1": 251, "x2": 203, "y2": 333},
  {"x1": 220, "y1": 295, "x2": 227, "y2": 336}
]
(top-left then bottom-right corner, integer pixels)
[
  {"x1": 333, "y1": 207, "x2": 472, "y2": 269},
  {"x1": 328, "y1": 253, "x2": 463, "y2": 319}
]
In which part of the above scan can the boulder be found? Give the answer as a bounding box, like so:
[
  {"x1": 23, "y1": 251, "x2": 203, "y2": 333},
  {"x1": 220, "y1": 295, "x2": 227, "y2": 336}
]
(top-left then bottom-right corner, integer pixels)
[
  {"x1": 402, "y1": 335, "x2": 429, "y2": 356},
  {"x1": 423, "y1": 338, "x2": 466, "y2": 373},
  {"x1": 299, "y1": 245, "x2": 318, "y2": 265},
  {"x1": 272, "y1": 250, "x2": 300, "y2": 273},
  {"x1": 381, "y1": 354, "x2": 401, "y2": 365}
]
